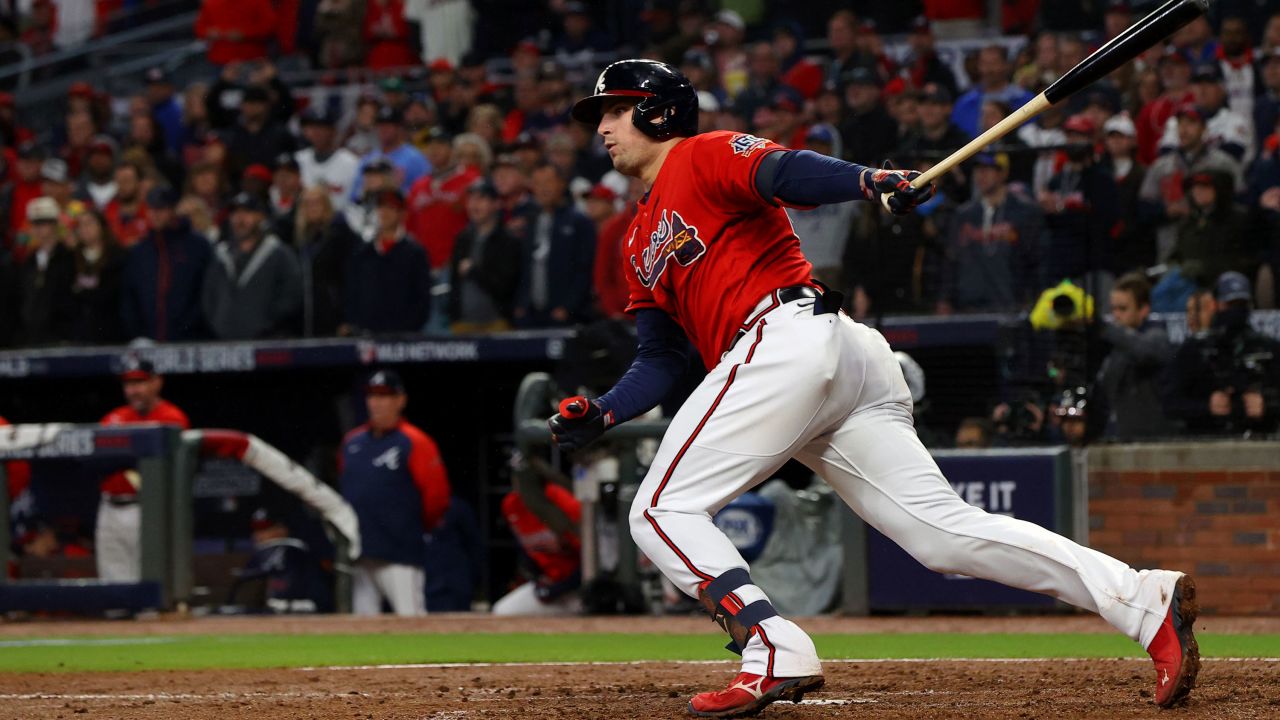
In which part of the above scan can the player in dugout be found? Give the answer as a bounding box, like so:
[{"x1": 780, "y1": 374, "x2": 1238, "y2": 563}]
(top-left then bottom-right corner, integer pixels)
[
  {"x1": 549, "y1": 60, "x2": 1199, "y2": 717},
  {"x1": 98, "y1": 355, "x2": 190, "y2": 583},
  {"x1": 339, "y1": 369, "x2": 450, "y2": 616}
]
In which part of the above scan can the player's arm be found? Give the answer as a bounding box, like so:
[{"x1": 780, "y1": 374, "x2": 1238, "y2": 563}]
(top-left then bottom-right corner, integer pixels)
[
  {"x1": 753, "y1": 149, "x2": 935, "y2": 215},
  {"x1": 549, "y1": 309, "x2": 689, "y2": 451}
]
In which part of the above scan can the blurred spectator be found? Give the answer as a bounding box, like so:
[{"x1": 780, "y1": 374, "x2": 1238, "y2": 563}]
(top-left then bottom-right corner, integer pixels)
[
  {"x1": 681, "y1": 49, "x2": 725, "y2": 107},
  {"x1": 97, "y1": 357, "x2": 190, "y2": 582},
  {"x1": 1165, "y1": 271, "x2": 1280, "y2": 434},
  {"x1": 550, "y1": 1, "x2": 610, "y2": 59},
  {"x1": 825, "y1": 10, "x2": 876, "y2": 86},
  {"x1": 269, "y1": 153, "x2": 301, "y2": 218},
  {"x1": 224, "y1": 84, "x2": 297, "y2": 188},
  {"x1": 405, "y1": 0, "x2": 472, "y2": 67},
  {"x1": 184, "y1": 160, "x2": 228, "y2": 229},
  {"x1": 524, "y1": 61, "x2": 573, "y2": 139},
  {"x1": 1136, "y1": 50, "x2": 1193, "y2": 166},
  {"x1": 406, "y1": 128, "x2": 481, "y2": 272},
  {"x1": 123, "y1": 112, "x2": 183, "y2": 191},
  {"x1": 68, "y1": 209, "x2": 124, "y2": 344},
  {"x1": 735, "y1": 42, "x2": 789, "y2": 123},
  {"x1": 143, "y1": 68, "x2": 183, "y2": 157},
  {"x1": 709, "y1": 9, "x2": 749, "y2": 100},
  {"x1": 340, "y1": 369, "x2": 449, "y2": 616},
  {"x1": 773, "y1": 21, "x2": 822, "y2": 100},
  {"x1": 753, "y1": 93, "x2": 806, "y2": 149},
  {"x1": 896, "y1": 84, "x2": 968, "y2": 195},
  {"x1": 195, "y1": 0, "x2": 278, "y2": 66},
  {"x1": 1038, "y1": 114, "x2": 1119, "y2": 295},
  {"x1": 40, "y1": 157, "x2": 74, "y2": 213},
  {"x1": 78, "y1": 136, "x2": 118, "y2": 211},
  {"x1": 343, "y1": 189, "x2": 432, "y2": 335},
  {"x1": 1093, "y1": 273, "x2": 1175, "y2": 440},
  {"x1": 59, "y1": 110, "x2": 96, "y2": 182},
  {"x1": 16, "y1": 198, "x2": 74, "y2": 345},
  {"x1": 1017, "y1": 103, "x2": 1068, "y2": 196},
  {"x1": 1257, "y1": 49, "x2": 1280, "y2": 152},
  {"x1": 203, "y1": 192, "x2": 302, "y2": 340},
  {"x1": 21, "y1": 0, "x2": 57, "y2": 58},
  {"x1": 938, "y1": 152, "x2": 1044, "y2": 313},
  {"x1": 1101, "y1": 113, "x2": 1153, "y2": 274},
  {"x1": 904, "y1": 16, "x2": 957, "y2": 98},
  {"x1": 355, "y1": 106, "x2": 430, "y2": 198},
  {"x1": 179, "y1": 83, "x2": 212, "y2": 166},
  {"x1": 952, "y1": 45, "x2": 1034, "y2": 138},
  {"x1": 592, "y1": 177, "x2": 643, "y2": 320},
  {"x1": 839, "y1": 67, "x2": 897, "y2": 164},
  {"x1": 1166, "y1": 171, "x2": 1258, "y2": 288},
  {"x1": 119, "y1": 187, "x2": 212, "y2": 341},
  {"x1": 954, "y1": 417, "x2": 993, "y2": 449},
  {"x1": 1050, "y1": 386, "x2": 1091, "y2": 447},
  {"x1": 1139, "y1": 105, "x2": 1241, "y2": 264},
  {"x1": 1217, "y1": 16, "x2": 1256, "y2": 123},
  {"x1": 290, "y1": 187, "x2": 359, "y2": 337},
  {"x1": 447, "y1": 178, "x2": 519, "y2": 333},
  {"x1": 102, "y1": 161, "x2": 150, "y2": 249},
  {"x1": 362, "y1": 0, "x2": 420, "y2": 69},
  {"x1": 1157, "y1": 63, "x2": 1253, "y2": 166},
  {"x1": 1173, "y1": 15, "x2": 1217, "y2": 65},
  {"x1": 513, "y1": 164, "x2": 595, "y2": 328},
  {"x1": 6, "y1": 143, "x2": 44, "y2": 254},
  {"x1": 312, "y1": 0, "x2": 366, "y2": 69},
  {"x1": 176, "y1": 194, "x2": 220, "y2": 244},
  {"x1": 344, "y1": 158, "x2": 395, "y2": 238},
  {"x1": 787, "y1": 125, "x2": 858, "y2": 292},
  {"x1": 297, "y1": 108, "x2": 360, "y2": 213},
  {"x1": 1185, "y1": 286, "x2": 1216, "y2": 336}
]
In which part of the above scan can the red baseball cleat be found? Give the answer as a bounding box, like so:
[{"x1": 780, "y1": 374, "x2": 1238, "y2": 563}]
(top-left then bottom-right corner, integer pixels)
[
  {"x1": 1146, "y1": 573, "x2": 1200, "y2": 708},
  {"x1": 687, "y1": 672, "x2": 824, "y2": 718}
]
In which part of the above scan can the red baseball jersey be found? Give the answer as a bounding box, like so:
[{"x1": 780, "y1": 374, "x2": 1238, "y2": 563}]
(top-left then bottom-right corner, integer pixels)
[
  {"x1": 99, "y1": 399, "x2": 190, "y2": 495},
  {"x1": 623, "y1": 130, "x2": 815, "y2": 368}
]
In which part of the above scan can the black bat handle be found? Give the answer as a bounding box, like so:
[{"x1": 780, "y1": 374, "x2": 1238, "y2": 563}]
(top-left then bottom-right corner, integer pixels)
[{"x1": 1044, "y1": 0, "x2": 1209, "y2": 105}]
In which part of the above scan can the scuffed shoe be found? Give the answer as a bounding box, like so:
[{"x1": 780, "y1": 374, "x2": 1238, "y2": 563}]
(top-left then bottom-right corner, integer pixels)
[
  {"x1": 687, "y1": 672, "x2": 824, "y2": 718},
  {"x1": 1146, "y1": 573, "x2": 1200, "y2": 708}
]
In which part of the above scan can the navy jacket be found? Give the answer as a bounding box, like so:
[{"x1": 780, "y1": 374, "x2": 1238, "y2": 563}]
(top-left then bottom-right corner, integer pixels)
[
  {"x1": 344, "y1": 237, "x2": 433, "y2": 334},
  {"x1": 120, "y1": 221, "x2": 212, "y2": 341},
  {"x1": 513, "y1": 202, "x2": 596, "y2": 326}
]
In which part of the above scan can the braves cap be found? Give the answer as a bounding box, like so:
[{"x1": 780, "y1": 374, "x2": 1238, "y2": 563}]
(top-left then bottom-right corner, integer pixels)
[
  {"x1": 40, "y1": 158, "x2": 69, "y2": 183},
  {"x1": 1175, "y1": 102, "x2": 1204, "y2": 122},
  {"x1": 372, "y1": 188, "x2": 406, "y2": 209},
  {"x1": 242, "y1": 84, "x2": 272, "y2": 103},
  {"x1": 366, "y1": 369, "x2": 406, "y2": 395},
  {"x1": 1062, "y1": 113, "x2": 1096, "y2": 136},
  {"x1": 921, "y1": 84, "x2": 952, "y2": 104},
  {"x1": 467, "y1": 177, "x2": 499, "y2": 198},
  {"x1": 300, "y1": 106, "x2": 337, "y2": 126},
  {"x1": 250, "y1": 507, "x2": 281, "y2": 531},
  {"x1": 144, "y1": 67, "x2": 170, "y2": 85},
  {"x1": 26, "y1": 196, "x2": 60, "y2": 223},
  {"x1": 1103, "y1": 113, "x2": 1136, "y2": 137},
  {"x1": 119, "y1": 355, "x2": 156, "y2": 381},
  {"x1": 376, "y1": 105, "x2": 405, "y2": 124},
  {"x1": 228, "y1": 191, "x2": 267, "y2": 214},
  {"x1": 145, "y1": 185, "x2": 179, "y2": 209},
  {"x1": 804, "y1": 124, "x2": 836, "y2": 145},
  {"x1": 1191, "y1": 62, "x2": 1222, "y2": 83},
  {"x1": 1215, "y1": 271, "x2": 1252, "y2": 303}
]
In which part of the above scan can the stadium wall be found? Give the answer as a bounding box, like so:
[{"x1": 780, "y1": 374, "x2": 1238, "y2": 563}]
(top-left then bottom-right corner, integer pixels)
[{"x1": 1087, "y1": 443, "x2": 1280, "y2": 616}]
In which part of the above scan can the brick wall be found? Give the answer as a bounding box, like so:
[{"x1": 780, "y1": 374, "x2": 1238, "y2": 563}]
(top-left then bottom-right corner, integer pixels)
[{"x1": 1087, "y1": 443, "x2": 1280, "y2": 616}]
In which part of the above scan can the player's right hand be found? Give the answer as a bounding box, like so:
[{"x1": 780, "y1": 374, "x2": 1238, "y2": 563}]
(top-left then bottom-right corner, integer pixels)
[
  {"x1": 548, "y1": 396, "x2": 614, "y2": 451},
  {"x1": 867, "y1": 165, "x2": 936, "y2": 215}
]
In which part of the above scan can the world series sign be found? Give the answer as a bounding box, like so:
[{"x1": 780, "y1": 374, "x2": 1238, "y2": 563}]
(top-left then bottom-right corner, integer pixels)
[{"x1": 865, "y1": 447, "x2": 1075, "y2": 610}]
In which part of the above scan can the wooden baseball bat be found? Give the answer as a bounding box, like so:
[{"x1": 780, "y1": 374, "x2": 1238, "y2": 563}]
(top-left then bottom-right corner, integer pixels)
[{"x1": 910, "y1": 0, "x2": 1210, "y2": 189}]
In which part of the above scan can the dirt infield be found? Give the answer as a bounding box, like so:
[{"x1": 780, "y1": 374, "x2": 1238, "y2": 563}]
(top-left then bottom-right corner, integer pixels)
[{"x1": 0, "y1": 615, "x2": 1277, "y2": 719}]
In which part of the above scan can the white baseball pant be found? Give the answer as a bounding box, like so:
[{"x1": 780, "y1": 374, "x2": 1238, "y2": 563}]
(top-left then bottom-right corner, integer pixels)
[
  {"x1": 630, "y1": 293, "x2": 1181, "y2": 678},
  {"x1": 351, "y1": 559, "x2": 426, "y2": 616},
  {"x1": 95, "y1": 498, "x2": 141, "y2": 583},
  {"x1": 492, "y1": 582, "x2": 583, "y2": 616}
]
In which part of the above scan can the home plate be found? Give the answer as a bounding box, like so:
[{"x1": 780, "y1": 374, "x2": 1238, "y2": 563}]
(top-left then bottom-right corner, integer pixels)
[{"x1": 797, "y1": 699, "x2": 877, "y2": 706}]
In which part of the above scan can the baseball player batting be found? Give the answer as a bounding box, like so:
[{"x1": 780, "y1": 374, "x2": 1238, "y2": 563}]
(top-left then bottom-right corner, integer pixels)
[{"x1": 551, "y1": 59, "x2": 1198, "y2": 718}]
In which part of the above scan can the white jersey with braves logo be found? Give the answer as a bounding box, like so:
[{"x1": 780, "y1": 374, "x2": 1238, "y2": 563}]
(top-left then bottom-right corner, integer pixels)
[{"x1": 297, "y1": 146, "x2": 361, "y2": 211}]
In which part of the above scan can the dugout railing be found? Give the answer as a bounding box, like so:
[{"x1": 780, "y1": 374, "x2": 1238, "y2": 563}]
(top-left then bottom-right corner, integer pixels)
[{"x1": 0, "y1": 423, "x2": 360, "y2": 615}]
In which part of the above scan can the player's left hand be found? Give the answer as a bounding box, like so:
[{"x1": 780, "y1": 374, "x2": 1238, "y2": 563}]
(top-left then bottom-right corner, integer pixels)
[
  {"x1": 866, "y1": 164, "x2": 936, "y2": 216},
  {"x1": 548, "y1": 396, "x2": 614, "y2": 451}
]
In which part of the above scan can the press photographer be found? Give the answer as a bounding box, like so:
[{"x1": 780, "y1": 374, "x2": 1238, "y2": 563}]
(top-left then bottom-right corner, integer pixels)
[{"x1": 1164, "y1": 272, "x2": 1280, "y2": 435}]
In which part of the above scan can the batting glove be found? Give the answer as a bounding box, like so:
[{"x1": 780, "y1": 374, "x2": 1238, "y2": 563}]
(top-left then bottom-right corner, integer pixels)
[
  {"x1": 548, "y1": 396, "x2": 615, "y2": 451},
  {"x1": 863, "y1": 163, "x2": 936, "y2": 216}
]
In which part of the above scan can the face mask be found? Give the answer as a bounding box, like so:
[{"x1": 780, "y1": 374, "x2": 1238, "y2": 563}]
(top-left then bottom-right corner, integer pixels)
[{"x1": 1212, "y1": 304, "x2": 1249, "y2": 332}]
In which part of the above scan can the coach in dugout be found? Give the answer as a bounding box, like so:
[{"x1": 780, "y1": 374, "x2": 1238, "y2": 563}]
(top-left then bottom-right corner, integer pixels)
[
  {"x1": 339, "y1": 370, "x2": 450, "y2": 616},
  {"x1": 97, "y1": 356, "x2": 190, "y2": 582}
]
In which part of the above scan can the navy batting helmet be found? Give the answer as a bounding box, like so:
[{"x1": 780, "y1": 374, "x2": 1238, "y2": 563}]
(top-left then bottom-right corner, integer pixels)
[{"x1": 571, "y1": 59, "x2": 699, "y2": 140}]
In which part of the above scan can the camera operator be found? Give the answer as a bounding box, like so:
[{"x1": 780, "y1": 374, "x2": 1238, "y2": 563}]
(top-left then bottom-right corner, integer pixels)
[
  {"x1": 1093, "y1": 273, "x2": 1176, "y2": 439},
  {"x1": 1165, "y1": 272, "x2": 1280, "y2": 435}
]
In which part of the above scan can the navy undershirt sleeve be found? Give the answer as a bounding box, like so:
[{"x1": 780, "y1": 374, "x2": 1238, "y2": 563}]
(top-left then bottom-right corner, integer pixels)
[
  {"x1": 596, "y1": 309, "x2": 690, "y2": 423},
  {"x1": 754, "y1": 149, "x2": 875, "y2": 207}
]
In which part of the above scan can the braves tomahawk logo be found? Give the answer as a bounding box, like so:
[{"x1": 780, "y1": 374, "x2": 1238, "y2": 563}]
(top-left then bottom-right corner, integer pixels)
[{"x1": 631, "y1": 209, "x2": 707, "y2": 288}]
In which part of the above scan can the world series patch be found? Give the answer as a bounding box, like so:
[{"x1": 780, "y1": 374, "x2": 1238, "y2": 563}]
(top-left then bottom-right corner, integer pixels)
[{"x1": 728, "y1": 133, "x2": 769, "y2": 158}]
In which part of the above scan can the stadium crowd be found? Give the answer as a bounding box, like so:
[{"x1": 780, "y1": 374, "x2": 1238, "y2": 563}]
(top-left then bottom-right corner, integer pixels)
[{"x1": 0, "y1": 1, "x2": 1278, "y2": 439}]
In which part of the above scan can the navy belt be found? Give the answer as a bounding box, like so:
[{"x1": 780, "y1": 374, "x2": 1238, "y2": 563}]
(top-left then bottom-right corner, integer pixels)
[{"x1": 729, "y1": 285, "x2": 836, "y2": 352}]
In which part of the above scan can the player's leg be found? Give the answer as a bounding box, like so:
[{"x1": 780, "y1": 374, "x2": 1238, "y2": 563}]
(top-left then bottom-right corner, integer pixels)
[
  {"x1": 94, "y1": 500, "x2": 141, "y2": 583},
  {"x1": 377, "y1": 562, "x2": 426, "y2": 616},
  {"x1": 796, "y1": 319, "x2": 1197, "y2": 705},
  {"x1": 629, "y1": 301, "x2": 856, "y2": 682},
  {"x1": 351, "y1": 560, "x2": 384, "y2": 615},
  {"x1": 492, "y1": 582, "x2": 581, "y2": 616}
]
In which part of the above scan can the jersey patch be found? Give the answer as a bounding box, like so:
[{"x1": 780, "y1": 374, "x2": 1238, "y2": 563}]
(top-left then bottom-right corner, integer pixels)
[
  {"x1": 631, "y1": 209, "x2": 707, "y2": 289},
  {"x1": 728, "y1": 133, "x2": 769, "y2": 158}
]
